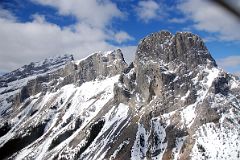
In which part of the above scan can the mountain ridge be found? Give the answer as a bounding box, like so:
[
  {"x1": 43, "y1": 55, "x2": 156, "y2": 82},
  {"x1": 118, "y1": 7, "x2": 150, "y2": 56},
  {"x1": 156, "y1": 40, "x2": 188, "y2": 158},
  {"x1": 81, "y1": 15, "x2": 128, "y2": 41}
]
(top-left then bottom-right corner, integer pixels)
[{"x1": 0, "y1": 31, "x2": 240, "y2": 160}]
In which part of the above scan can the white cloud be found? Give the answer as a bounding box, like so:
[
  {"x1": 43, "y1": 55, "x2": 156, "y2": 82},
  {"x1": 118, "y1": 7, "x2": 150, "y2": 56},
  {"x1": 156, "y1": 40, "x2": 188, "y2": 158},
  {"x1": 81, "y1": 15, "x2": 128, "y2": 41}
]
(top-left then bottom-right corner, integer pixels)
[
  {"x1": 0, "y1": 1, "x2": 135, "y2": 72},
  {"x1": 114, "y1": 31, "x2": 134, "y2": 44},
  {"x1": 0, "y1": 7, "x2": 16, "y2": 21},
  {"x1": 217, "y1": 55, "x2": 240, "y2": 76},
  {"x1": 31, "y1": 13, "x2": 46, "y2": 23},
  {"x1": 217, "y1": 56, "x2": 240, "y2": 68},
  {"x1": 0, "y1": 16, "x2": 112, "y2": 72},
  {"x1": 168, "y1": 17, "x2": 187, "y2": 24},
  {"x1": 135, "y1": 0, "x2": 160, "y2": 23},
  {"x1": 178, "y1": 0, "x2": 240, "y2": 41},
  {"x1": 31, "y1": 0, "x2": 123, "y2": 28}
]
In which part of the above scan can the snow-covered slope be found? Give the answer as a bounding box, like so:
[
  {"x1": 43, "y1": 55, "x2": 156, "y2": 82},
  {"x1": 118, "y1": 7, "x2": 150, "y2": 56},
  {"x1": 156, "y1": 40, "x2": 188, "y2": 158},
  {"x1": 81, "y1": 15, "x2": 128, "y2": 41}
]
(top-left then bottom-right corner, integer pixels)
[
  {"x1": 0, "y1": 31, "x2": 240, "y2": 160},
  {"x1": 9, "y1": 75, "x2": 121, "y2": 160}
]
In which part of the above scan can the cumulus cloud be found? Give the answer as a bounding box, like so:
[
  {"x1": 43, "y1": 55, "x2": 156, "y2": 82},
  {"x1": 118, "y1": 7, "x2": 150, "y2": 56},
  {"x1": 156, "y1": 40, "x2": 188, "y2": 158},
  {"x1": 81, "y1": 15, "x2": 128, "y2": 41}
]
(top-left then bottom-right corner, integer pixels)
[
  {"x1": 0, "y1": 1, "x2": 135, "y2": 72},
  {"x1": 135, "y1": 0, "x2": 160, "y2": 23},
  {"x1": 31, "y1": 0, "x2": 123, "y2": 28},
  {"x1": 0, "y1": 15, "x2": 110, "y2": 71},
  {"x1": 0, "y1": 7, "x2": 15, "y2": 21},
  {"x1": 114, "y1": 31, "x2": 134, "y2": 44},
  {"x1": 217, "y1": 55, "x2": 240, "y2": 76},
  {"x1": 218, "y1": 56, "x2": 240, "y2": 68},
  {"x1": 178, "y1": 0, "x2": 240, "y2": 41},
  {"x1": 168, "y1": 17, "x2": 187, "y2": 24}
]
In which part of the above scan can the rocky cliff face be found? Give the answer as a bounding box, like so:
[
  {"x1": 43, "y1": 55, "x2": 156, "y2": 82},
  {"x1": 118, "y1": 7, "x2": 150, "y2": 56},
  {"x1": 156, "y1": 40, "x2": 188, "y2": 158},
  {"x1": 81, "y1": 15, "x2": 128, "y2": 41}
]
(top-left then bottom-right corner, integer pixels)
[{"x1": 0, "y1": 31, "x2": 240, "y2": 160}]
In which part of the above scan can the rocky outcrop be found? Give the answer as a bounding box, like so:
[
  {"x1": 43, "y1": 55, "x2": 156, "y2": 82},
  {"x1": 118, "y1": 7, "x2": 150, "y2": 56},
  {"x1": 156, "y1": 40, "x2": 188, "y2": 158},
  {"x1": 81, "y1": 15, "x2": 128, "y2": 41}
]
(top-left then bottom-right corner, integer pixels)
[
  {"x1": 0, "y1": 49, "x2": 127, "y2": 117},
  {"x1": 76, "y1": 49, "x2": 127, "y2": 85},
  {"x1": 135, "y1": 31, "x2": 216, "y2": 68},
  {"x1": 133, "y1": 31, "x2": 216, "y2": 103},
  {"x1": 112, "y1": 31, "x2": 240, "y2": 159}
]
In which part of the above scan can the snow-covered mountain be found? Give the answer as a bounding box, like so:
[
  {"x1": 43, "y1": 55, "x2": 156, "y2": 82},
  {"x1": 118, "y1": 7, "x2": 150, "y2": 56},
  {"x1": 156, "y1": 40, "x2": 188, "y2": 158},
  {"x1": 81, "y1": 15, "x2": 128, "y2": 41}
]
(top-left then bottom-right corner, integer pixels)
[{"x1": 0, "y1": 31, "x2": 240, "y2": 160}]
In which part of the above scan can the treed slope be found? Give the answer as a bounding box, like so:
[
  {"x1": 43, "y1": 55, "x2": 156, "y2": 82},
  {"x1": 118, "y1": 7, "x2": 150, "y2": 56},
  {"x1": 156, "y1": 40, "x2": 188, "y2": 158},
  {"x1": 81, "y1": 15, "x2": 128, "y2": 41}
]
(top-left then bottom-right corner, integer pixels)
[{"x1": 0, "y1": 31, "x2": 240, "y2": 160}]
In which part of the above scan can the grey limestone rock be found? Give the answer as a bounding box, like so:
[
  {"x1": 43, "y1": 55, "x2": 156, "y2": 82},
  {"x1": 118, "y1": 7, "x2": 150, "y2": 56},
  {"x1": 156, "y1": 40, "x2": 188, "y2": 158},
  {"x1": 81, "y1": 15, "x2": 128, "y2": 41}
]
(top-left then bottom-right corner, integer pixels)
[
  {"x1": 112, "y1": 31, "x2": 240, "y2": 159},
  {"x1": 0, "y1": 49, "x2": 127, "y2": 117},
  {"x1": 0, "y1": 31, "x2": 240, "y2": 160},
  {"x1": 133, "y1": 31, "x2": 217, "y2": 103},
  {"x1": 76, "y1": 49, "x2": 127, "y2": 85}
]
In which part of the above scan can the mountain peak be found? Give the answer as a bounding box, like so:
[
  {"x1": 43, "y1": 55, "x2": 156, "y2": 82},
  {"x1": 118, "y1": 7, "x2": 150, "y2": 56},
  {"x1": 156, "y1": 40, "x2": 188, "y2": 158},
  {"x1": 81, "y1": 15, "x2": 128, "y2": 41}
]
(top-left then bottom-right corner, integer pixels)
[
  {"x1": 135, "y1": 30, "x2": 217, "y2": 69},
  {"x1": 0, "y1": 31, "x2": 240, "y2": 160}
]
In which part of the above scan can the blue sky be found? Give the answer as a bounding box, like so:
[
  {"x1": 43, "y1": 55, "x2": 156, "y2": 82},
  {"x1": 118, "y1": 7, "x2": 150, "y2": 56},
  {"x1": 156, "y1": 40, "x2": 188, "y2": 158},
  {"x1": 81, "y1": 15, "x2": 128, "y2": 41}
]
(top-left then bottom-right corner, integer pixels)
[{"x1": 0, "y1": 0, "x2": 240, "y2": 76}]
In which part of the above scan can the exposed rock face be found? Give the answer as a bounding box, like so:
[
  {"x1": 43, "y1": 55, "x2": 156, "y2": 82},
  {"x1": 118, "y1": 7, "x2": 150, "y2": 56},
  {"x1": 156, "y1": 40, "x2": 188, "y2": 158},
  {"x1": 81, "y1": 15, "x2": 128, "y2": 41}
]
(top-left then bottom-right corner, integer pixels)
[
  {"x1": 114, "y1": 31, "x2": 240, "y2": 159},
  {"x1": 135, "y1": 31, "x2": 216, "y2": 67},
  {"x1": 134, "y1": 31, "x2": 216, "y2": 103},
  {"x1": 0, "y1": 50, "x2": 127, "y2": 115},
  {"x1": 76, "y1": 49, "x2": 127, "y2": 85},
  {"x1": 0, "y1": 31, "x2": 240, "y2": 160}
]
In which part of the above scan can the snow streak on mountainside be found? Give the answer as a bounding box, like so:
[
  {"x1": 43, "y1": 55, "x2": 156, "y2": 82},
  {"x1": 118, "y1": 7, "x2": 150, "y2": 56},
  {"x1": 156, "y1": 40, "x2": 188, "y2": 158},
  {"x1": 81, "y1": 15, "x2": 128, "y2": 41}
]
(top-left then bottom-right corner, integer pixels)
[{"x1": 0, "y1": 31, "x2": 240, "y2": 160}]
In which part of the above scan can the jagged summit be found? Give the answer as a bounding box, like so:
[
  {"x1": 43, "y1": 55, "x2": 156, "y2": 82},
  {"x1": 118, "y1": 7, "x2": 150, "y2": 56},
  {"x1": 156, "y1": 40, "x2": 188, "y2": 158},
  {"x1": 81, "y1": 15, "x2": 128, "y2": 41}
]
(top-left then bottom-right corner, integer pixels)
[
  {"x1": 75, "y1": 49, "x2": 127, "y2": 84},
  {"x1": 75, "y1": 49, "x2": 125, "y2": 64},
  {"x1": 0, "y1": 31, "x2": 240, "y2": 160},
  {"x1": 132, "y1": 31, "x2": 219, "y2": 104},
  {"x1": 135, "y1": 30, "x2": 217, "y2": 69}
]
